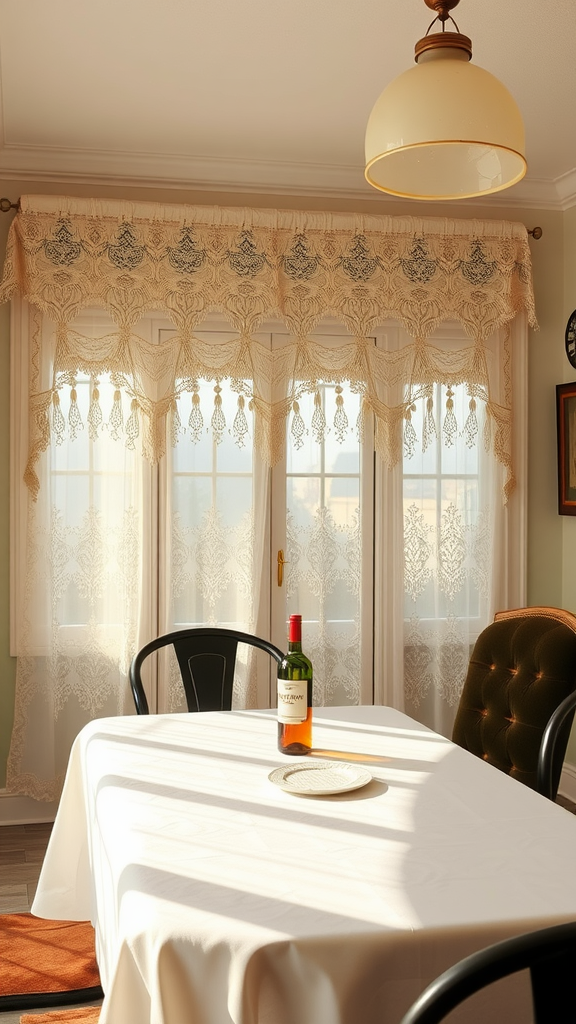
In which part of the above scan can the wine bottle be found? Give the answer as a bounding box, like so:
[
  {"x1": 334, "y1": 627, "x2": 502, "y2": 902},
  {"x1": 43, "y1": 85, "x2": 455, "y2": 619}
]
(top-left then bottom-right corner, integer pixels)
[{"x1": 277, "y1": 614, "x2": 313, "y2": 755}]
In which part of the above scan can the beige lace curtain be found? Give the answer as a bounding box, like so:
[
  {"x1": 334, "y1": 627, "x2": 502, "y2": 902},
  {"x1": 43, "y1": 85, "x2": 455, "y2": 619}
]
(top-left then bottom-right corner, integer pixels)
[
  {"x1": 2, "y1": 197, "x2": 536, "y2": 799},
  {"x1": 0, "y1": 196, "x2": 537, "y2": 499}
]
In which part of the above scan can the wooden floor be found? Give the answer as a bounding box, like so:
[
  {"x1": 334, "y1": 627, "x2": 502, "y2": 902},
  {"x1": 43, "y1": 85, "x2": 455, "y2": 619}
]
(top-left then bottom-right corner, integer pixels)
[
  {"x1": 0, "y1": 822, "x2": 53, "y2": 914},
  {"x1": 0, "y1": 821, "x2": 102, "y2": 1023}
]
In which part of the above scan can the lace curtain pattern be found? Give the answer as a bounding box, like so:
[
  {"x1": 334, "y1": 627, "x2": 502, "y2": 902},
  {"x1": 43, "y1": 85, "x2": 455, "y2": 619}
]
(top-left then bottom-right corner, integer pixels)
[
  {"x1": 396, "y1": 327, "x2": 528, "y2": 737},
  {"x1": 3, "y1": 197, "x2": 535, "y2": 800},
  {"x1": 8, "y1": 345, "x2": 147, "y2": 798},
  {"x1": 286, "y1": 505, "x2": 361, "y2": 708},
  {"x1": 0, "y1": 196, "x2": 537, "y2": 500},
  {"x1": 8, "y1": 325, "x2": 271, "y2": 799},
  {"x1": 404, "y1": 499, "x2": 491, "y2": 708}
]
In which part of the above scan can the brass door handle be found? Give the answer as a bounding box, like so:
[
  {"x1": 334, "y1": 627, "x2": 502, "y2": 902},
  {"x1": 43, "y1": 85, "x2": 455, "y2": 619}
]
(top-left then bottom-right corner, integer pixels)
[{"x1": 277, "y1": 549, "x2": 288, "y2": 587}]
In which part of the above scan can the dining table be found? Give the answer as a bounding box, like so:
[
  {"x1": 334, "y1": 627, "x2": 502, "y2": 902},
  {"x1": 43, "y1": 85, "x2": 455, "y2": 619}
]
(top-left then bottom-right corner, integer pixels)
[{"x1": 32, "y1": 704, "x2": 576, "y2": 1024}]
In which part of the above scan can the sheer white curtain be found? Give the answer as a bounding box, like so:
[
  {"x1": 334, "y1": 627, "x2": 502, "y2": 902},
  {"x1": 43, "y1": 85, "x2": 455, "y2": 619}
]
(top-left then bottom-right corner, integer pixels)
[
  {"x1": 283, "y1": 382, "x2": 365, "y2": 708},
  {"x1": 375, "y1": 317, "x2": 528, "y2": 737},
  {"x1": 10, "y1": 305, "x2": 148, "y2": 797},
  {"x1": 9, "y1": 304, "x2": 271, "y2": 798},
  {"x1": 160, "y1": 370, "x2": 271, "y2": 713}
]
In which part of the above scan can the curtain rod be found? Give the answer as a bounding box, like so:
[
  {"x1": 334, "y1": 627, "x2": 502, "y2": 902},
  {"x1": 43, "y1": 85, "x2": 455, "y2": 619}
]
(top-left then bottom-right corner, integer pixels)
[
  {"x1": 0, "y1": 196, "x2": 543, "y2": 238},
  {"x1": 0, "y1": 198, "x2": 19, "y2": 213}
]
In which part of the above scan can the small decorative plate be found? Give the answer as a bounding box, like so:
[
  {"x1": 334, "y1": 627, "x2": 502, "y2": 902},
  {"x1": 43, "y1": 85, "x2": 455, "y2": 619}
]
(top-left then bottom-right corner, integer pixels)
[{"x1": 268, "y1": 759, "x2": 372, "y2": 796}]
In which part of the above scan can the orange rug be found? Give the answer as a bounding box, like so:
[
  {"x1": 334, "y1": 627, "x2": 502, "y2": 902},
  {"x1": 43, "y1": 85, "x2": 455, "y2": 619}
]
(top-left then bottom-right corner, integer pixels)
[
  {"x1": 1, "y1": 912, "x2": 101, "y2": 997},
  {"x1": 20, "y1": 1009, "x2": 100, "y2": 1023}
]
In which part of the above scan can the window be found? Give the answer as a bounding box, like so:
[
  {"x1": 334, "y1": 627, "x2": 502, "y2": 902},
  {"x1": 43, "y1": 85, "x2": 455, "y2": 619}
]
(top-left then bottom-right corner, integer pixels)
[
  {"x1": 270, "y1": 327, "x2": 375, "y2": 707},
  {"x1": 9, "y1": 304, "x2": 528, "y2": 794}
]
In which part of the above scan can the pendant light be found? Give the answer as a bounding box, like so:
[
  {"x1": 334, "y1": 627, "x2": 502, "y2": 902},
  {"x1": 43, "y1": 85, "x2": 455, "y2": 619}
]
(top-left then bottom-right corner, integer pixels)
[{"x1": 365, "y1": 0, "x2": 526, "y2": 200}]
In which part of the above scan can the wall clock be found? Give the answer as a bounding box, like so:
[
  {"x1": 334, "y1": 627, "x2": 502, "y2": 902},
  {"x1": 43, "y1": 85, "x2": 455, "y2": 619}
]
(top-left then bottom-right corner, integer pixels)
[{"x1": 566, "y1": 309, "x2": 576, "y2": 368}]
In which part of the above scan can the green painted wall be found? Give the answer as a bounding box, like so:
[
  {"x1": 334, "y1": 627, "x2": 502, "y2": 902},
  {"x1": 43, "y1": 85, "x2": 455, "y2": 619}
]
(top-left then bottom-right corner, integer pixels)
[
  {"x1": 0, "y1": 178, "x2": 569, "y2": 789},
  {"x1": 0, "y1": 208, "x2": 15, "y2": 786},
  {"x1": 523, "y1": 210, "x2": 565, "y2": 606},
  {"x1": 562, "y1": 205, "x2": 576, "y2": 612},
  {"x1": 561, "y1": 206, "x2": 576, "y2": 765}
]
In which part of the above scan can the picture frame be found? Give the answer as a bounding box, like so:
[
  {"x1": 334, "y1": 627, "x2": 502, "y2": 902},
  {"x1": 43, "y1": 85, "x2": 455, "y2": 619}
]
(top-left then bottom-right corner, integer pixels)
[{"x1": 556, "y1": 382, "x2": 576, "y2": 515}]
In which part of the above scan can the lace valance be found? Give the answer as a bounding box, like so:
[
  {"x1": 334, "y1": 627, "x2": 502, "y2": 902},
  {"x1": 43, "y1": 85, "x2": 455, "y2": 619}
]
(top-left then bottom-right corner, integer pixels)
[{"x1": 0, "y1": 195, "x2": 537, "y2": 497}]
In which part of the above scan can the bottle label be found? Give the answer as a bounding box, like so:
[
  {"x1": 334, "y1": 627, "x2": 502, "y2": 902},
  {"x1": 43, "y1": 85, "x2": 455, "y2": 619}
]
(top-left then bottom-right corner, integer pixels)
[{"x1": 277, "y1": 678, "x2": 308, "y2": 724}]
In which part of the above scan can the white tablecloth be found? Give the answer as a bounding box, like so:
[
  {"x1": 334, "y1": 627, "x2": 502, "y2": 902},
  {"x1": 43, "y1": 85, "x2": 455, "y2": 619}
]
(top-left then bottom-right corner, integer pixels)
[{"x1": 33, "y1": 706, "x2": 576, "y2": 1024}]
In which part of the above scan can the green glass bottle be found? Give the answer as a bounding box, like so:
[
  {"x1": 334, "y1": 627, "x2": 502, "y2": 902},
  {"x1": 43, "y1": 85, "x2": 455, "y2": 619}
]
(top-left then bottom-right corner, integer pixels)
[{"x1": 277, "y1": 614, "x2": 313, "y2": 755}]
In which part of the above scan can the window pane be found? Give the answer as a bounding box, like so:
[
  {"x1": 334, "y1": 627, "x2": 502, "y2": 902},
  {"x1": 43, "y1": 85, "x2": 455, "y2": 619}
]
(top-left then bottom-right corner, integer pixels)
[
  {"x1": 287, "y1": 477, "x2": 321, "y2": 530},
  {"x1": 216, "y1": 477, "x2": 252, "y2": 524},
  {"x1": 285, "y1": 379, "x2": 363, "y2": 707},
  {"x1": 325, "y1": 476, "x2": 360, "y2": 527},
  {"x1": 173, "y1": 475, "x2": 212, "y2": 528},
  {"x1": 173, "y1": 418, "x2": 213, "y2": 472}
]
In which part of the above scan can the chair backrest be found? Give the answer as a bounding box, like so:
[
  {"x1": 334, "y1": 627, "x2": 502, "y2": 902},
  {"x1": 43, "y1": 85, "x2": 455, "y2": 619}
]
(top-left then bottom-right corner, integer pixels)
[
  {"x1": 452, "y1": 607, "x2": 576, "y2": 799},
  {"x1": 129, "y1": 627, "x2": 285, "y2": 714},
  {"x1": 399, "y1": 920, "x2": 576, "y2": 1024}
]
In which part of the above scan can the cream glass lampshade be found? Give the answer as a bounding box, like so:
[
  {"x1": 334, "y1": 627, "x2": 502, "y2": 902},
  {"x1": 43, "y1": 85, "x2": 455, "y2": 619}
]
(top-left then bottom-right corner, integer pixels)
[{"x1": 365, "y1": 4, "x2": 526, "y2": 200}]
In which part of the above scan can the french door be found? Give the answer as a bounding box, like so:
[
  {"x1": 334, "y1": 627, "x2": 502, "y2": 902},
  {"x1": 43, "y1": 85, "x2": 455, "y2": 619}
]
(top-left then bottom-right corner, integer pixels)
[
  {"x1": 156, "y1": 318, "x2": 375, "y2": 710},
  {"x1": 15, "y1": 305, "x2": 498, "y2": 723},
  {"x1": 269, "y1": 325, "x2": 374, "y2": 707}
]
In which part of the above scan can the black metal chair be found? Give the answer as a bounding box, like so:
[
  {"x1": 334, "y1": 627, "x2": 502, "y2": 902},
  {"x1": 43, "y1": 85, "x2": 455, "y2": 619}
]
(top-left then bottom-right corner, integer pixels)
[
  {"x1": 451, "y1": 607, "x2": 576, "y2": 801},
  {"x1": 399, "y1": 920, "x2": 576, "y2": 1024},
  {"x1": 129, "y1": 627, "x2": 284, "y2": 714}
]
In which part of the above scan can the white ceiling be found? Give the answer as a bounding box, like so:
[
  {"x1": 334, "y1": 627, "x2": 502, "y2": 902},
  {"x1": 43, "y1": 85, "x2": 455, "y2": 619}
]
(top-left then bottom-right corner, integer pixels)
[{"x1": 0, "y1": 0, "x2": 575, "y2": 209}]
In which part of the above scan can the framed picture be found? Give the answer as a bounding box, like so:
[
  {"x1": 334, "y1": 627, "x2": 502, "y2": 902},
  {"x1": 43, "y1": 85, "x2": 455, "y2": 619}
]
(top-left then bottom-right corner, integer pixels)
[{"x1": 557, "y1": 382, "x2": 576, "y2": 514}]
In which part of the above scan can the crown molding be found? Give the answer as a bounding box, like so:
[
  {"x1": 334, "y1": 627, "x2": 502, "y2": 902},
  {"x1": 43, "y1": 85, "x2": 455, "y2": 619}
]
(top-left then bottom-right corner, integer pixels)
[
  {"x1": 553, "y1": 168, "x2": 576, "y2": 211},
  {"x1": 0, "y1": 142, "x2": 574, "y2": 212},
  {"x1": 0, "y1": 144, "x2": 373, "y2": 199}
]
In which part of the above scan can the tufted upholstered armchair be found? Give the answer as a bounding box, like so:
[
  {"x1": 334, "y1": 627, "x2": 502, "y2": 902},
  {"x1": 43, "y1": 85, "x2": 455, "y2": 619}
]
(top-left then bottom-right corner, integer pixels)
[{"x1": 452, "y1": 607, "x2": 576, "y2": 801}]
